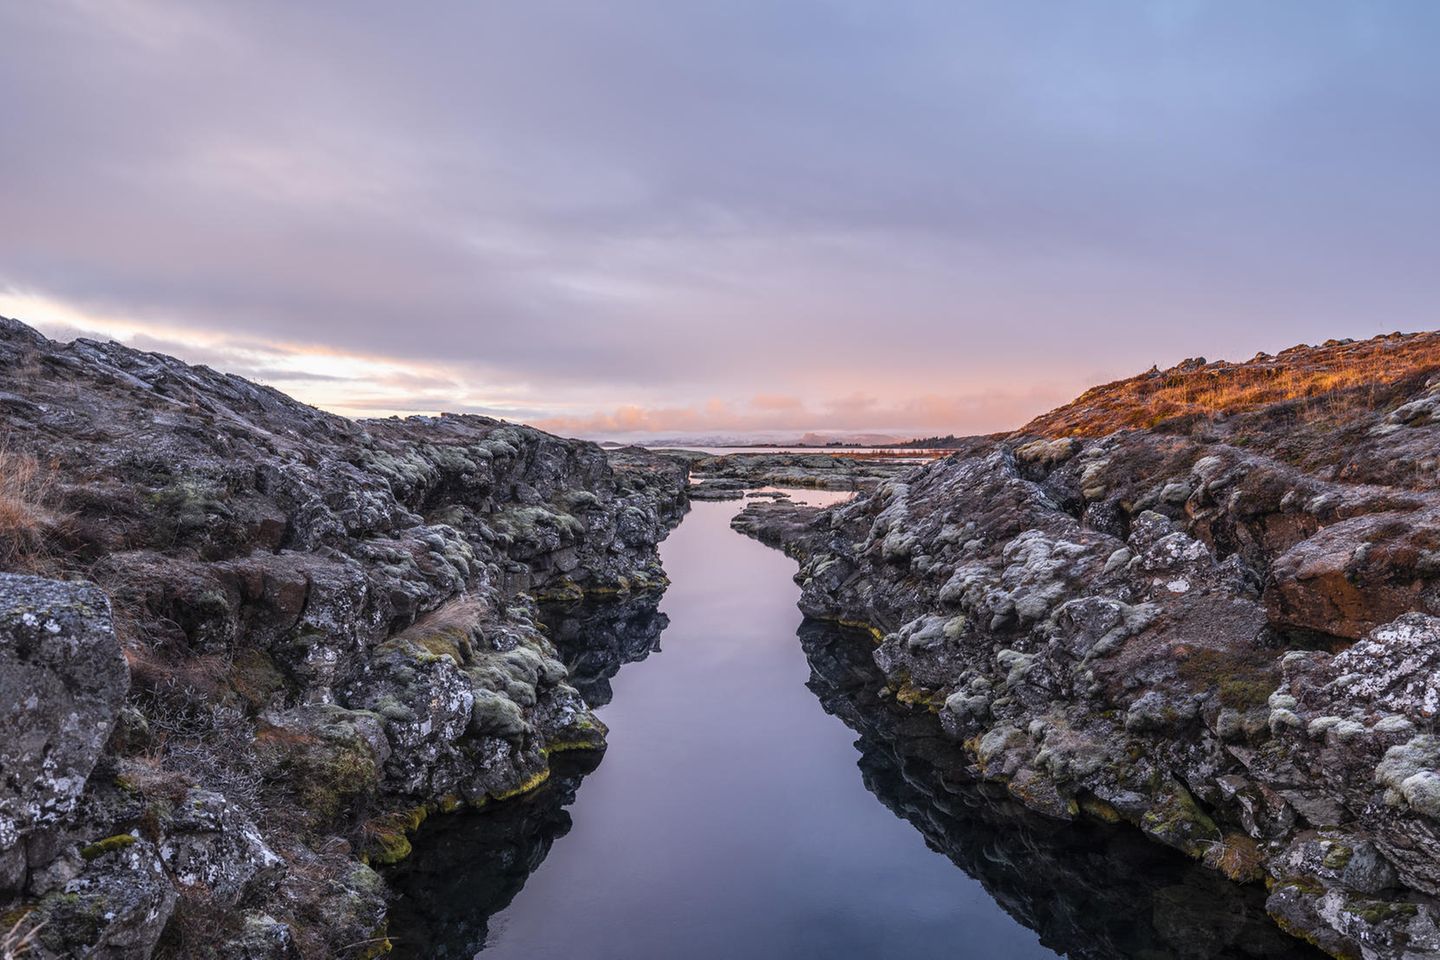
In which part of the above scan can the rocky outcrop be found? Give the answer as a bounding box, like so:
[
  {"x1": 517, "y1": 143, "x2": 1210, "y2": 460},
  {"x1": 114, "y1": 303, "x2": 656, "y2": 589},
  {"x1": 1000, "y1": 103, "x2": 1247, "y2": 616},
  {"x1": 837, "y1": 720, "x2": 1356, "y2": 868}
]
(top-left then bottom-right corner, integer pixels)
[
  {"x1": 687, "y1": 451, "x2": 917, "y2": 492},
  {"x1": 797, "y1": 620, "x2": 1325, "y2": 960},
  {"x1": 737, "y1": 331, "x2": 1440, "y2": 960},
  {"x1": 0, "y1": 316, "x2": 686, "y2": 958}
]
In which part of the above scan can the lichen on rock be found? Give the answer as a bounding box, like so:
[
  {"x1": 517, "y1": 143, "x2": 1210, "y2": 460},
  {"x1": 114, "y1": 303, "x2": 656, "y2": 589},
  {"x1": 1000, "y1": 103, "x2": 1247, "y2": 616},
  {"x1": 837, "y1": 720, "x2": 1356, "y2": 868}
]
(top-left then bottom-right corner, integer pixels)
[
  {"x1": 0, "y1": 315, "x2": 689, "y2": 958},
  {"x1": 736, "y1": 330, "x2": 1440, "y2": 959}
]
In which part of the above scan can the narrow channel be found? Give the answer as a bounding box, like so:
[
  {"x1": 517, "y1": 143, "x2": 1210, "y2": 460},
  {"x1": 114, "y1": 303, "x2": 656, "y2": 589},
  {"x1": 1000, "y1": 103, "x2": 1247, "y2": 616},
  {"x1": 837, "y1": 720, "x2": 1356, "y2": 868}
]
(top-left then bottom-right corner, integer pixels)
[{"x1": 388, "y1": 492, "x2": 1324, "y2": 960}]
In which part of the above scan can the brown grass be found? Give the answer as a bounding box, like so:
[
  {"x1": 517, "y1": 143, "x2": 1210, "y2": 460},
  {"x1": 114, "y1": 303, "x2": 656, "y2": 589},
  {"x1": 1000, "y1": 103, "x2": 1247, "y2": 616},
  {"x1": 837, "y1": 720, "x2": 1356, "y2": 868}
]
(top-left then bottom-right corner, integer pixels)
[
  {"x1": 1024, "y1": 332, "x2": 1440, "y2": 438},
  {"x1": 0, "y1": 442, "x2": 64, "y2": 571},
  {"x1": 124, "y1": 645, "x2": 232, "y2": 702}
]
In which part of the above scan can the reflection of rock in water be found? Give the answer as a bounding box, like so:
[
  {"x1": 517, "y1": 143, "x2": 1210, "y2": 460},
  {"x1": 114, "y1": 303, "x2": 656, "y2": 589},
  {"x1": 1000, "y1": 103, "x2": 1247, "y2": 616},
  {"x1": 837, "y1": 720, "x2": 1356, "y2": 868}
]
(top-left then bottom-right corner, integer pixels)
[
  {"x1": 539, "y1": 592, "x2": 669, "y2": 707},
  {"x1": 386, "y1": 594, "x2": 669, "y2": 959},
  {"x1": 797, "y1": 620, "x2": 1326, "y2": 960},
  {"x1": 385, "y1": 751, "x2": 601, "y2": 960}
]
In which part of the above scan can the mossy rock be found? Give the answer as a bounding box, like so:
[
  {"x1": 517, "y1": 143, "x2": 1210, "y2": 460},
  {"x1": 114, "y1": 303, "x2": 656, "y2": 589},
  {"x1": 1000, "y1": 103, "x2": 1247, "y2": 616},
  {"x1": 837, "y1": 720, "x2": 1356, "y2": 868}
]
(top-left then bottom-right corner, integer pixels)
[
  {"x1": 1077, "y1": 794, "x2": 1123, "y2": 823},
  {"x1": 490, "y1": 767, "x2": 551, "y2": 801},
  {"x1": 256, "y1": 717, "x2": 381, "y2": 827},
  {"x1": 1341, "y1": 897, "x2": 1419, "y2": 924},
  {"x1": 1140, "y1": 782, "x2": 1221, "y2": 857},
  {"x1": 1176, "y1": 646, "x2": 1280, "y2": 711},
  {"x1": 362, "y1": 806, "x2": 430, "y2": 866},
  {"x1": 80, "y1": 833, "x2": 137, "y2": 860},
  {"x1": 227, "y1": 647, "x2": 289, "y2": 708}
]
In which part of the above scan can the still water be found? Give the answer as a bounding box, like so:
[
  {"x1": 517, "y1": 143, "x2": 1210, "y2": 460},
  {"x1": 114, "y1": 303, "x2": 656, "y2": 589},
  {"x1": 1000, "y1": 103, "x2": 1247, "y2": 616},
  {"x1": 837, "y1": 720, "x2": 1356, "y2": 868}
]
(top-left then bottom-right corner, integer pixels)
[{"x1": 389, "y1": 493, "x2": 1323, "y2": 960}]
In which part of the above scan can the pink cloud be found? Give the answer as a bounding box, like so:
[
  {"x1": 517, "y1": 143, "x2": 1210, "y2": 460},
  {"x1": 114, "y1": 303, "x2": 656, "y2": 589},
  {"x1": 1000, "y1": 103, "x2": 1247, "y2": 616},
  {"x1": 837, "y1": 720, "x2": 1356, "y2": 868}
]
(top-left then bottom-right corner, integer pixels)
[{"x1": 533, "y1": 383, "x2": 1078, "y2": 441}]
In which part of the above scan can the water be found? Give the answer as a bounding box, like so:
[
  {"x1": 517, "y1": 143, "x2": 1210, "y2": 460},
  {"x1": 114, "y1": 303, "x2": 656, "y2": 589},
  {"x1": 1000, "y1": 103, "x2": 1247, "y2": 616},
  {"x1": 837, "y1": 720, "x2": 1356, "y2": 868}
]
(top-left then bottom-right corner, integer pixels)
[{"x1": 388, "y1": 493, "x2": 1324, "y2": 960}]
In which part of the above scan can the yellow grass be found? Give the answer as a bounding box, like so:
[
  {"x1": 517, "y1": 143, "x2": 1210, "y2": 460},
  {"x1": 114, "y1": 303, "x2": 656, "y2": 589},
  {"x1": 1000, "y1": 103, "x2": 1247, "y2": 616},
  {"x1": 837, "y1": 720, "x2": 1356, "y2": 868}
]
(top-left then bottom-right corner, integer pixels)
[{"x1": 1027, "y1": 334, "x2": 1440, "y2": 437}]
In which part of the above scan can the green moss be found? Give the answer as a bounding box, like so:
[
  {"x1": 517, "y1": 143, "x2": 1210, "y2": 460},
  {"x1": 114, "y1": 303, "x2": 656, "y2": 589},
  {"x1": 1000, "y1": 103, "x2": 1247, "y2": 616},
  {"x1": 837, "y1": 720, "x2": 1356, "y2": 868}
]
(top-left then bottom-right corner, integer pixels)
[
  {"x1": 0, "y1": 904, "x2": 36, "y2": 930},
  {"x1": 80, "y1": 834, "x2": 136, "y2": 860},
  {"x1": 543, "y1": 737, "x2": 605, "y2": 756},
  {"x1": 146, "y1": 480, "x2": 229, "y2": 545},
  {"x1": 1343, "y1": 898, "x2": 1419, "y2": 924},
  {"x1": 491, "y1": 768, "x2": 551, "y2": 801},
  {"x1": 1078, "y1": 794, "x2": 1123, "y2": 823},
  {"x1": 1176, "y1": 646, "x2": 1280, "y2": 710},
  {"x1": 257, "y1": 721, "x2": 380, "y2": 827},
  {"x1": 413, "y1": 628, "x2": 466, "y2": 663},
  {"x1": 362, "y1": 806, "x2": 430, "y2": 866},
  {"x1": 228, "y1": 647, "x2": 288, "y2": 707},
  {"x1": 301, "y1": 743, "x2": 378, "y2": 823},
  {"x1": 1218, "y1": 678, "x2": 1277, "y2": 711},
  {"x1": 1322, "y1": 843, "x2": 1354, "y2": 870},
  {"x1": 355, "y1": 931, "x2": 394, "y2": 959},
  {"x1": 1140, "y1": 782, "x2": 1221, "y2": 857},
  {"x1": 534, "y1": 580, "x2": 585, "y2": 603},
  {"x1": 893, "y1": 680, "x2": 941, "y2": 712},
  {"x1": 368, "y1": 831, "x2": 411, "y2": 866},
  {"x1": 1271, "y1": 874, "x2": 1325, "y2": 896}
]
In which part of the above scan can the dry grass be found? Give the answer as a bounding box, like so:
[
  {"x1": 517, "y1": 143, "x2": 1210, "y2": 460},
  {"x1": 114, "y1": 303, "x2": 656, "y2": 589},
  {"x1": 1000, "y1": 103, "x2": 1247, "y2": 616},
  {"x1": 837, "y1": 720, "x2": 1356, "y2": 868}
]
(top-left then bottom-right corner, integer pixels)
[
  {"x1": 391, "y1": 594, "x2": 487, "y2": 660},
  {"x1": 399, "y1": 594, "x2": 487, "y2": 635},
  {"x1": 1025, "y1": 332, "x2": 1440, "y2": 438},
  {"x1": 0, "y1": 442, "x2": 64, "y2": 571},
  {"x1": 122, "y1": 645, "x2": 265, "y2": 812},
  {"x1": 1, "y1": 913, "x2": 44, "y2": 960},
  {"x1": 124, "y1": 645, "x2": 232, "y2": 701}
]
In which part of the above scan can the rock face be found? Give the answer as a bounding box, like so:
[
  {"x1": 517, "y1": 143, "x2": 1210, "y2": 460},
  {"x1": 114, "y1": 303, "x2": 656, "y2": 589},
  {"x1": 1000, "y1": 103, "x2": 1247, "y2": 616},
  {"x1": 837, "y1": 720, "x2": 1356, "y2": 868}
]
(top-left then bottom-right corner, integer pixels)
[
  {"x1": 797, "y1": 620, "x2": 1325, "y2": 960},
  {"x1": 737, "y1": 332, "x2": 1440, "y2": 960},
  {"x1": 0, "y1": 316, "x2": 687, "y2": 958},
  {"x1": 0, "y1": 576, "x2": 129, "y2": 897}
]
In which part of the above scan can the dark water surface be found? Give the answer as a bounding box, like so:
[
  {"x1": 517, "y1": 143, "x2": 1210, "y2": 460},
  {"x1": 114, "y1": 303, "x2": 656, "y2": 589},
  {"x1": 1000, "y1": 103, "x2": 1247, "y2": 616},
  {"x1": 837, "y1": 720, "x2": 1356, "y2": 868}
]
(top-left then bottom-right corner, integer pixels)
[{"x1": 389, "y1": 493, "x2": 1324, "y2": 960}]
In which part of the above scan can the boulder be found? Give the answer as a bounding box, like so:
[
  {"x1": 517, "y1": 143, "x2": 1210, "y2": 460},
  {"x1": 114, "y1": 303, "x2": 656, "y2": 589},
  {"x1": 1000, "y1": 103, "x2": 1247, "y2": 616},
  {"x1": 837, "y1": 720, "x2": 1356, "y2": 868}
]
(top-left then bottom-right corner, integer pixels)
[{"x1": 0, "y1": 574, "x2": 127, "y2": 893}]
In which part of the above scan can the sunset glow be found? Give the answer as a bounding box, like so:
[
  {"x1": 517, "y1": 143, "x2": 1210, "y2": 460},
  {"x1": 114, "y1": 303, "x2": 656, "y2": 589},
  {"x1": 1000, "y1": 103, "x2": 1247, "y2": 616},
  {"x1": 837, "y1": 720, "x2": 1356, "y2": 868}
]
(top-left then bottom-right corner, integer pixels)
[{"x1": 3, "y1": 1, "x2": 1437, "y2": 441}]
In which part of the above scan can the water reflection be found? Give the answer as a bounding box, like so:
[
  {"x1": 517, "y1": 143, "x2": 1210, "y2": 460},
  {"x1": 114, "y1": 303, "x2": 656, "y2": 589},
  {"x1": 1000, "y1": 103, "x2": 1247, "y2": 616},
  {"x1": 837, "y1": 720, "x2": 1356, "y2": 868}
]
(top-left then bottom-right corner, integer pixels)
[
  {"x1": 386, "y1": 589, "x2": 668, "y2": 959},
  {"x1": 387, "y1": 496, "x2": 1323, "y2": 960},
  {"x1": 385, "y1": 752, "x2": 600, "y2": 960},
  {"x1": 538, "y1": 593, "x2": 669, "y2": 707},
  {"x1": 796, "y1": 619, "x2": 1324, "y2": 960}
]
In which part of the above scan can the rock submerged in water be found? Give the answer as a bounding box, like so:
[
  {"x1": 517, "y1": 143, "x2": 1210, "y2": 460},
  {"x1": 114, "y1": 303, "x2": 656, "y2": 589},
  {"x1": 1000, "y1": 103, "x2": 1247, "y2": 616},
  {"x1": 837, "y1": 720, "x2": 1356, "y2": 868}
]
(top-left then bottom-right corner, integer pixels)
[
  {"x1": 0, "y1": 315, "x2": 688, "y2": 958},
  {"x1": 737, "y1": 331, "x2": 1440, "y2": 960},
  {"x1": 687, "y1": 478, "x2": 750, "y2": 501},
  {"x1": 684, "y1": 451, "x2": 916, "y2": 492}
]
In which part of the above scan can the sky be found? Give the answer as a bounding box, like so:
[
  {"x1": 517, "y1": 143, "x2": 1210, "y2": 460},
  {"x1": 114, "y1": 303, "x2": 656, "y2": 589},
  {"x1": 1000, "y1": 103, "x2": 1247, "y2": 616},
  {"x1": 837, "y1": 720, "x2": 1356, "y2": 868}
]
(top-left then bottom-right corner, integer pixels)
[{"x1": 2, "y1": 1, "x2": 1438, "y2": 442}]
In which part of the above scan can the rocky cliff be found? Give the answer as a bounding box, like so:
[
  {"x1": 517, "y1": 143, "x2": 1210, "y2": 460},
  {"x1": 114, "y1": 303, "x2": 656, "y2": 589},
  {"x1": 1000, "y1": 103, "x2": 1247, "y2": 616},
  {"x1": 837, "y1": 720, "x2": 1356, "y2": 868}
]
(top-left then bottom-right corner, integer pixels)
[
  {"x1": 736, "y1": 332, "x2": 1440, "y2": 960},
  {"x1": 0, "y1": 316, "x2": 687, "y2": 958}
]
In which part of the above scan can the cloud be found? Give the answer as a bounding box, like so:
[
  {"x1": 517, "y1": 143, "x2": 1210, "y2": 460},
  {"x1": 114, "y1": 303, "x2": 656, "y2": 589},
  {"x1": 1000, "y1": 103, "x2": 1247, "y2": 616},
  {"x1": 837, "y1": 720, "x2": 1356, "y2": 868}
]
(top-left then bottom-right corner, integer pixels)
[
  {"x1": 533, "y1": 383, "x2": 1074, "y2": 442},
  {"x1": 3, "y1": 1, "x2": 1439, "y2": 439}
]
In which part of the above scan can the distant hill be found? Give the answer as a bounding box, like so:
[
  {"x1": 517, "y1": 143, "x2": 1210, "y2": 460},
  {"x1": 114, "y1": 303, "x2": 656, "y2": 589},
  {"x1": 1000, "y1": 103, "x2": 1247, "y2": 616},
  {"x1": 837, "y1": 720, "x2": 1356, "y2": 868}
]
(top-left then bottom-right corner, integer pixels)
[{"x1": 1022, "y1": 332, "x2": 1440, "y2": 438}]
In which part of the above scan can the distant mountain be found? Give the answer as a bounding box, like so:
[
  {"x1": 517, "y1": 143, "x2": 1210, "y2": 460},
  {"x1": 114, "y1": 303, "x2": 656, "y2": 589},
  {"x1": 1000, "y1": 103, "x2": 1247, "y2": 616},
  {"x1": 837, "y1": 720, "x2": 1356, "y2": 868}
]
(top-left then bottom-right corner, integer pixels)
[{"x1": 794, "y1": 431, "x2": 904, "y2": 447}]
